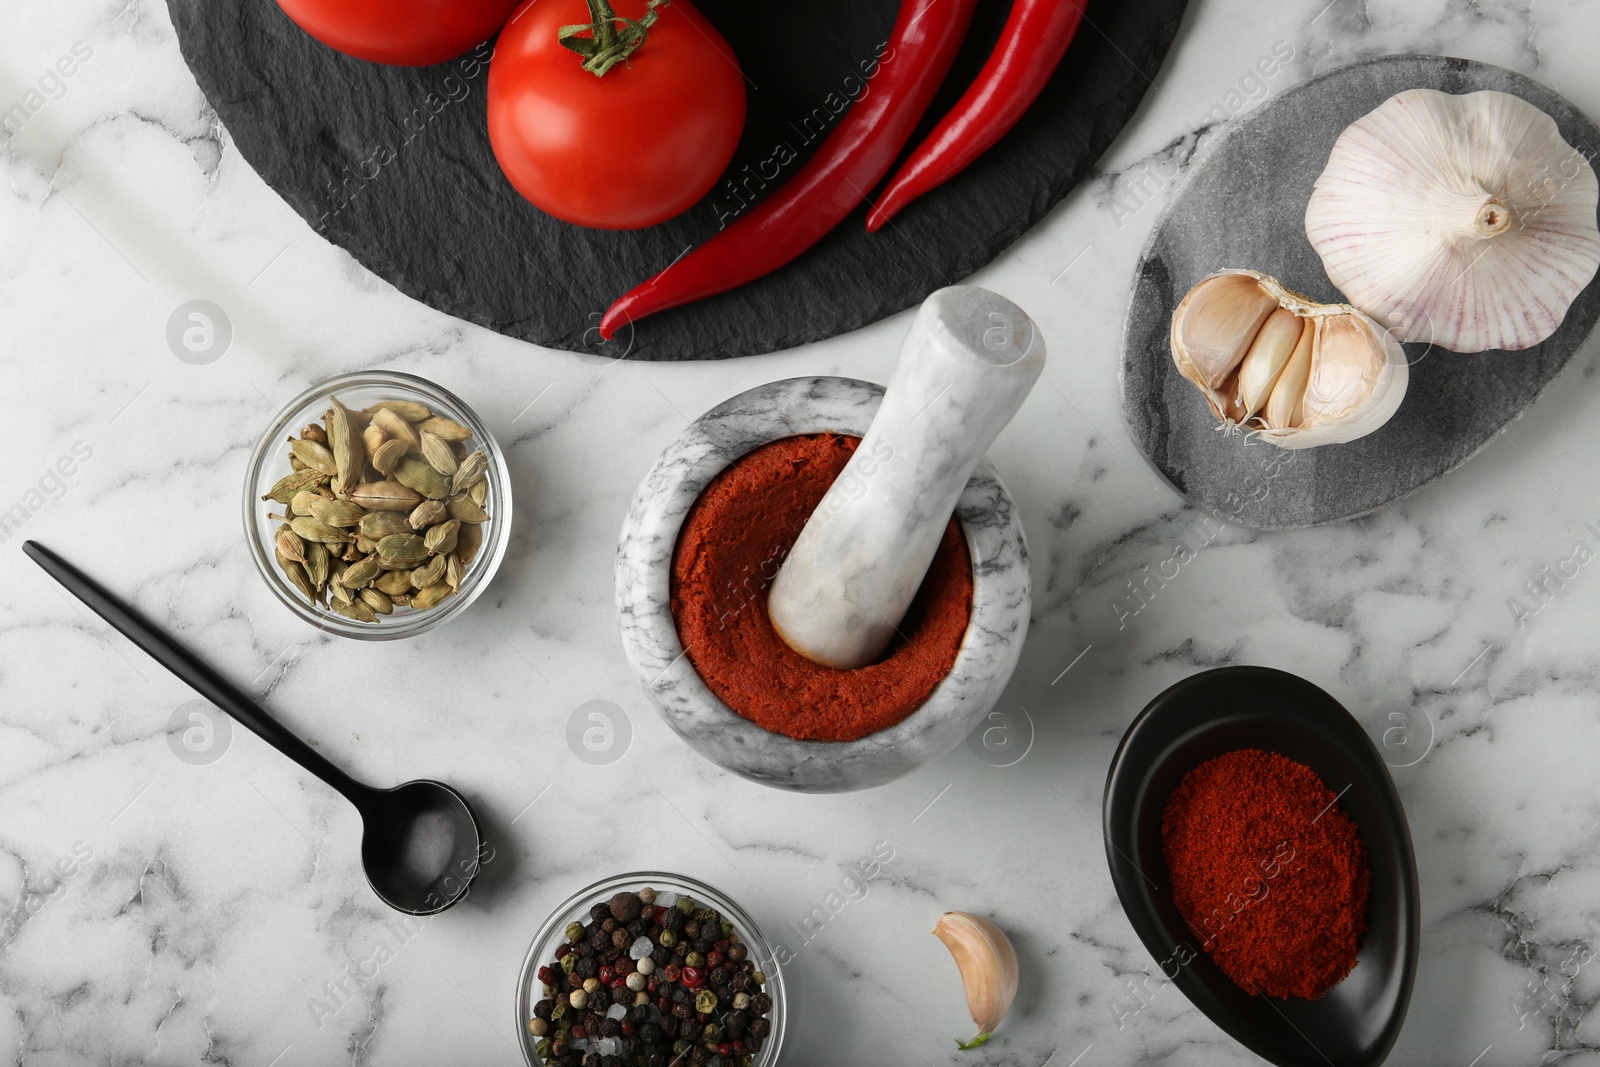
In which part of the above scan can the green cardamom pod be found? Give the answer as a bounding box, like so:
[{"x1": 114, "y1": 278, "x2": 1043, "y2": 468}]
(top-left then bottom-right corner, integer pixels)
[
  {"x1": 372, "y1": 407, "x2": 419, "y2": 450},
  {"x1": 276, "y1": 551, "x2": 317, "y2": 603},
  {"x1": 303, "y1": 541, "x2": 330, "y2": 589},
  {"x1": 330, "y1": 596, "x2": 376, "y2": 623},
  {"x1": 308, "y1": 498, "x2": 367, "y2": 527},
  {"x1": 328, "y1": 397, "x2": 364, "y2": 496},
  {"x1": 289, "y1": 437, "x2": 339, "y2": 477},
  {"x1": 411, "y1": 554, "x2": 448, "y2": 589},
  {"x1": 456, "y1": 521, "x2": 483, "y2": 566},
  {"x1": 447, "y1": 494, "x2": 490, "y2": 524},
  {"x1": 374, "y1": 569, "x2": 414, "y2": 596},
  {"x1": 358, "y1": 510, "x2": 412, "y2": 540},
  {"x1": 341, "y1": 555, "x2": 382, "y2": 589},
  {"x1": 417, "y1": 415, "x2": 471, "y2": 441},
  {"x1": 424, "y1": 519, "x2": 460, "y2": 557},
  {"x1": 349, "y1": 481, "x2": 424, "y2": 512},
  {"x1": 450, "y1": 450, "x2": 488, "y2": 495},
  {"x1": 290, "y1": 517, "x2": 351, "y2": 544},
  {"x1": 274, "y1": 524, "x2": 306, "y2": 564},
  {"x1": 394, "y1": 457, "x2": 450, "y2": 501},
  {"x1": 421, "y1": 431, "x2": 458, "y2": 476},
  {"x1": 371, "y1": 438, "x2": 409, "y2": 477},
  {"x1": 413, "y1": 582, "x2": 454, "y2": 611},
  {"x1": 262, "y1": 467, "x2": 327, "y2": 505},
  {"x1": 409, "y1": 499, "x2": 448, "y2": 530},
  {"x1": 359, "y1": 587, "x2": 394, "y2": 615},
  {"x1": 376, "y1": 533, "x2": 428, "y2": 567},
  {"x1": 369, "y1": 399, "x2": 432, "y2": 423}
]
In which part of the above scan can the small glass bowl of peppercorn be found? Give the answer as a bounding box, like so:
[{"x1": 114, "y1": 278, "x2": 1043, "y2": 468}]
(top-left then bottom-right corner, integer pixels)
[{"x1": 516, "y1": 872, "x2": 786, "y2": 1067}]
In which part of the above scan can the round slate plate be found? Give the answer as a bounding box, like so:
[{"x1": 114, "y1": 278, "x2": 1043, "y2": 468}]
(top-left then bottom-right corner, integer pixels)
[
  {"x1": 1119, "y1": 55, "x2": 1600, "y2": 530},
  {"x1": 166, "y1": 0, "x2": 1187, "y2": 361}
]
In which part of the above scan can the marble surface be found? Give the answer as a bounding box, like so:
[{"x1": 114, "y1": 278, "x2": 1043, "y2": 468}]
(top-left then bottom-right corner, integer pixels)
[
  {"x1": 5, "y1": 1, "x2": 1600, "y2": 1065},
  {"x1": 616, "y1": 376, "x2": 1031, "y2": 793}
]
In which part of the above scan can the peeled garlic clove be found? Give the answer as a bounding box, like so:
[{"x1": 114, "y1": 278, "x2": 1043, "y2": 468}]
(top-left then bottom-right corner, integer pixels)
[
  {"x1": 1236, "y1": 309, "x2": 1307, "y2": 418},
  {"x1": 1306, "y1": 88, "x2": 1600, "y2": 352},
  {"x1": 1171, "y1": 269, "x2": 1409, "y2": 449},
  {"x1": 933, "y1": 911, "x2": 1018, "y2": 1050}
]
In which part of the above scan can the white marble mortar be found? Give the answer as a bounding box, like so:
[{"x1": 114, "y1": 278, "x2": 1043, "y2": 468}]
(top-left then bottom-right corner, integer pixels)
[{"x1": 615, "y1": 376, "x2": 1031, "y2": 793}]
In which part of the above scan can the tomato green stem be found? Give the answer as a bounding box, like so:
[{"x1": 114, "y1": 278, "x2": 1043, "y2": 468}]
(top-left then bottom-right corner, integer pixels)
[{"x1": 559, "y1": 0, "x2": 668, "y2": 76}]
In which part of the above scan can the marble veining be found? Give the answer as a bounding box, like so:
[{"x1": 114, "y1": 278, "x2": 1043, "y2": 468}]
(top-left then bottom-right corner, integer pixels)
[{"x1": 5, "y1": 1, "x2": 1600, "y2": 1064}]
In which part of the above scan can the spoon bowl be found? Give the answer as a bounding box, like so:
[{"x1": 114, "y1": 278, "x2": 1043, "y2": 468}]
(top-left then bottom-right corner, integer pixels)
[
  {"x1": 1103, "y1": 666, "x2": 1419, "y2": 1067},
  {"x1": 359, "y1": 780, "x2": 483, "y2": 916}
]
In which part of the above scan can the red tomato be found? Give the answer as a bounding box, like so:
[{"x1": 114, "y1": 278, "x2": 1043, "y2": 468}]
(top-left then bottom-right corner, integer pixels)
[
  {"x1": 487, "y1": 0, "x2": 746, "y2": 230},
  {"x1": 273, "y1": 0, "x2": 521, "y2": 67}
]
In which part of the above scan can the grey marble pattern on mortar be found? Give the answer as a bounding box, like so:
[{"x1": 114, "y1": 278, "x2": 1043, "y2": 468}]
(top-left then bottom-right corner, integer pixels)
[
  {"x1": 1120, "y1": 55, "x2": 1600, "y2": 530},
  {"x1": 615, "y1": 377, "x2": 1030, "y2": 793}
]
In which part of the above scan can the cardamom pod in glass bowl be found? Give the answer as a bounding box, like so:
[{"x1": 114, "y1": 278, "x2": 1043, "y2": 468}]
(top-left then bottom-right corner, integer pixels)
[{"x1": 243, "y1": 372, "x2": 512, "y2": 640}]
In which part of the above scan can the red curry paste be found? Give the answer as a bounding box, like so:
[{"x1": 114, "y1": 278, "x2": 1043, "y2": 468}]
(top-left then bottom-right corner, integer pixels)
[
  {"x1": 1161, "y1": 748, "x2": 1369, "y2": 999},
  {"x1": 670, "y1": 433, "x2": 973, "y2": 742}
]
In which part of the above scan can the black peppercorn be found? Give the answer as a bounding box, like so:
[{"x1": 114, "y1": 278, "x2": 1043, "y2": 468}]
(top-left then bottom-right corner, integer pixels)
[
  {"x1": 749, "y1": 1016, "x2": 771, "y2": 1039},
  {"x1": 534, "y1": 999, "x2": 554, "y2": 1020},
  {"x1": 600, "y1": 1018, "x2": 622, "y2": 1038},
  {"x1": 611, "y1": 986, "x2": 630, "y2": 1005},
  {"x1": 750, "y1": 993, "x2": 773, "y2": 1015},
  {"x1": 671, "y1": 1002, "x2": 692, "y2": 1020},
  {"x1": 609, "y1": 891, "x2": 643, "y2": 924},
  {"x1": 589, "y1": 903, "x2": 610, "y2": 922},
  {"x1": 576, "y1": 958, "x2": 598, "y2": 980},
  {"x1": 727, "y1": 943, "x2": 747, "y2": 962}
]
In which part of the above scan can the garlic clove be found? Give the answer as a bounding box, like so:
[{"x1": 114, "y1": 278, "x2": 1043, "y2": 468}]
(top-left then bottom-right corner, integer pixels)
[
  {"x1": 1236, "y1": 309, "x2": 1308, "y2": 418},
  {"x1": 933, "y1": 911, "x2": 1019, "y2": 1050},
  {"x1": 1306, "y1": 88, "x2": 1600, "y2": 352},
  {"x1": 1263, "y1": 314, "x2": 1314, "y2": 430},
  {"x1": 1170, "y1": 272, "x2": 1279, "y2": 413},
  {"x1": 1171, "y1": 269, "x2": 1410, "y2": 449}
]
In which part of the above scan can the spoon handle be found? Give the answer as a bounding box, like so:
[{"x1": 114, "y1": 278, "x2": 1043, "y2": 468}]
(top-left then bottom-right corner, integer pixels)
[{"x1": 24, "y1": 540, "x2": 372, "y2": 808}]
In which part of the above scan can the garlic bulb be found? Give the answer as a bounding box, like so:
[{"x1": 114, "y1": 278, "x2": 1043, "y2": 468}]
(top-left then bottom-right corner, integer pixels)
[
  {"x1": 933, "y1": 911, "x2": 1018, "y2": 1050},
  {"x1": 1170, "y1": 270, "x2": 1408, "y2": 449},
  {"x1": 1306, "y1": 88, "x2": 1600, "y2": 353}
]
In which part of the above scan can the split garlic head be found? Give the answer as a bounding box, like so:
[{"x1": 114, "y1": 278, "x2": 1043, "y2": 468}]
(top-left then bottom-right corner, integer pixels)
[
  {"x1": 1306, "y1": 88, "x2": 1600, "y2": 353},
  {"x1": 1170, "y1": 270, "x2": 1409, "y2": 450}
]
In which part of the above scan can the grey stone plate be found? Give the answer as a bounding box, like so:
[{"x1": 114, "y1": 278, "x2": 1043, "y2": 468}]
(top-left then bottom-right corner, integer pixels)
[{"x1": 1119, "y1": 55, "x2": 1600, "y2": 530}]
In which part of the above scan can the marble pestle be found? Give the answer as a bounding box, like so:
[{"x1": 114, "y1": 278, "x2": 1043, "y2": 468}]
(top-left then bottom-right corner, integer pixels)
[{"x1": 767, "y1": 286, "x2": 1045, "y2": 670}]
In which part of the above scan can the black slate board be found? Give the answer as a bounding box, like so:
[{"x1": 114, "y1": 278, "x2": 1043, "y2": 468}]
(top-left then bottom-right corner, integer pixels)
[
  {"x1": 1120, "y1": 55, "x2": 1600, "y2": 530},
  {"x1": 166, "y1": 0, "x2": 1186, "y2": 361}
]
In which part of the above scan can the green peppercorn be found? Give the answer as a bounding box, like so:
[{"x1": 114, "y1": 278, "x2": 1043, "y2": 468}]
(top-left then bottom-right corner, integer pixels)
[
  {"x1": 560, "y1": 953, "x2": 577, "y2": 974},
  {"x1": 685, "y1": 951, "x2": 705, "y2": 968},
  {"x1": 659, "y1": 928, "x2": 678, "y2": 948},
  {"x1": 565, "y1": 921, "x2": 585, "y2": 942},
  {"x1": 676, "y1": 895, "x2": 695, "y2": 915},
  {"x1": 694, "y1": 988, "x2": 718, "y2": 1014}
]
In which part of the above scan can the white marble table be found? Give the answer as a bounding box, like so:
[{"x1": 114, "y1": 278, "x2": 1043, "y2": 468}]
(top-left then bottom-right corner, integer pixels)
[{"x1": 3, "y1": 2, "x2": 1599, "y2": 1064}]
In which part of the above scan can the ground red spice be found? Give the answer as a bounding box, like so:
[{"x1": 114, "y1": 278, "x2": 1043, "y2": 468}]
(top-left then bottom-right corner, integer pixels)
[
  {"x1": 1161, "y1": 748, "x2": 1370, "y2": 1000},
  {"x1": 670, "y1": 433, "x2": 973, "y2": 742}
]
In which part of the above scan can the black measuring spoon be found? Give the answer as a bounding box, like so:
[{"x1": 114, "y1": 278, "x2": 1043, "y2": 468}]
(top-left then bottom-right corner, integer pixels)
[{"x1": 25, "y1": 540, "x2": 482, "y2": 916}]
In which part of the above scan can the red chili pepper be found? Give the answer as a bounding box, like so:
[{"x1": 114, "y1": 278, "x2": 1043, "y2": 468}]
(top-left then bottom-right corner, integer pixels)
[
  {"x1": 866, "y1": 0, "x2": 1086, "y2": 232},
  {"x1": 598, "y1": 0, "x2": 978, "y2": 339}
]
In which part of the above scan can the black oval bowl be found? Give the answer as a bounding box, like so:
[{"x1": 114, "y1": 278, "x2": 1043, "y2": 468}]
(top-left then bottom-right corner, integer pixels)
[{"x1": 1103, "y1": 666, "x2": 1419, "y2": 1067}]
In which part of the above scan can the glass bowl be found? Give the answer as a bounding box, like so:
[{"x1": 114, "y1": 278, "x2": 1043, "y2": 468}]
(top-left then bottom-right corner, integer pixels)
[
  {"x1": 243, "y1": 371, "x2": 511, "y2": 640},
  {"x1": 515, "y1": 872, "x2": 788, "y2": 1066}
]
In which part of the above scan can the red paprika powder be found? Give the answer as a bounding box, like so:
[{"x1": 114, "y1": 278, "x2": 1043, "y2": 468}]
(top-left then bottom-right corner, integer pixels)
[{"x1": 1161, "y1": 748, "x2": 1369, "y2": 1000}]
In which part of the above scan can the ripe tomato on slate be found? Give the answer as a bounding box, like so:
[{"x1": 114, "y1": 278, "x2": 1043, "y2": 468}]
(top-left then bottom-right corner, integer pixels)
[
  {"x1": 487, "y1": 0, "x2": 746, "y2": 230},
  {"x1": 273, "y1": 0, "x2": 521, "y2": 66}
]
